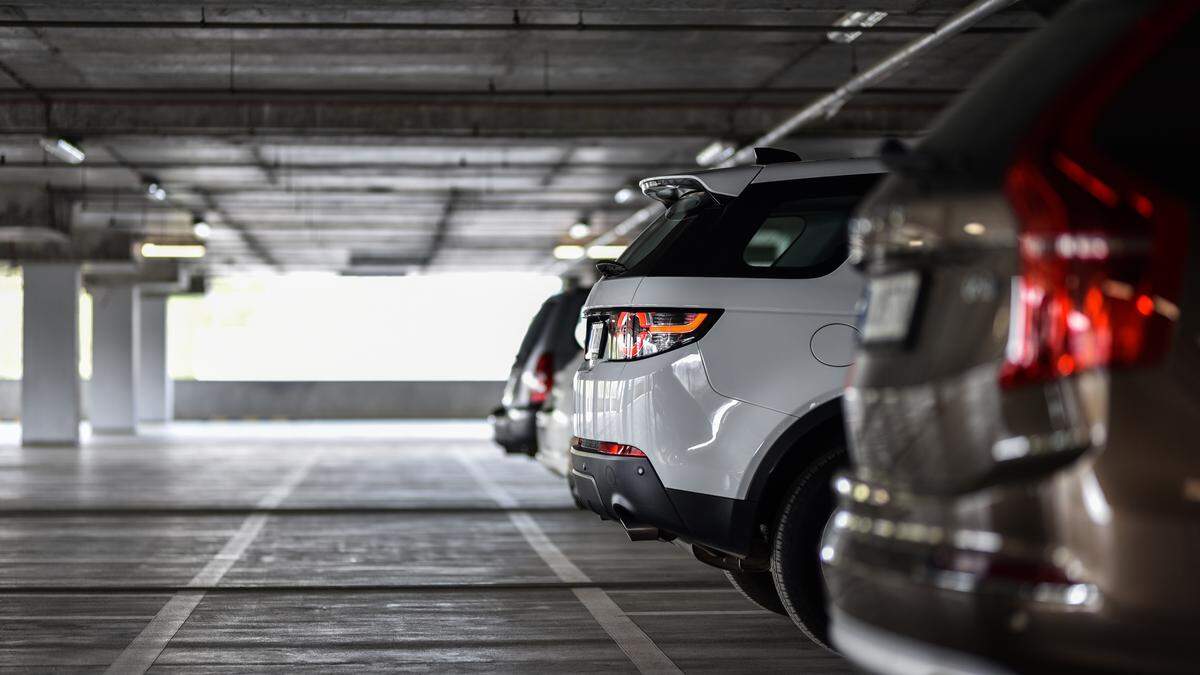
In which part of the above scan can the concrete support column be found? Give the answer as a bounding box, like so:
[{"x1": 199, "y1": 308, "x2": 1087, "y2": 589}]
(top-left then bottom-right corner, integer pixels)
[
  {"x1": 21, "y1": 263, "x2": 83, "y2": 447},
  {"x1": 137, "y1": 294, "x2": 173, "y2": 422},
  {"x1": 89, "y1": 282, "x2": 140, "y2": 434}
]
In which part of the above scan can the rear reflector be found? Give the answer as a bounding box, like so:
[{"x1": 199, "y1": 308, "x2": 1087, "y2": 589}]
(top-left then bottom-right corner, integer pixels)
[{"x1": 571, "y1": 436, "x2": 647, "y2": 457}]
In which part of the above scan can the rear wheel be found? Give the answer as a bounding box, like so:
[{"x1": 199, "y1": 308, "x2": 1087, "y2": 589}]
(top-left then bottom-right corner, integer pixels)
[
  {"x1": 770, "y1": 445, "x2": 845, "y2": 650},
  {"x1": 724, "y1": 569, "x2": 786, "y2": 616}
]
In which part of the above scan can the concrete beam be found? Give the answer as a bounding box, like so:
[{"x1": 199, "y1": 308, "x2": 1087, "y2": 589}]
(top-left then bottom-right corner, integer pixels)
[
  {"x1": 0, "y1": 187, "x2": 142, "y2": 263},
  {"x1": 0, "y1": 96, "x2": 940, "y2": 138},
  {"x1": 0, "y1": 19, "x2": 1030, "y2": 34},
  {"x1": 0, "y1": 189, "x2": 70, "y2": 253}
]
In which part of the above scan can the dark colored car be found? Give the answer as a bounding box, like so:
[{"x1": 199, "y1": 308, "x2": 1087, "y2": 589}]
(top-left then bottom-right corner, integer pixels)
[
  {"x1": 491, "y1": 287, "x2": 588, "y2": 455},
  {"x1": 823, "y1": 2, "x2": 1199, "y2": 673}
]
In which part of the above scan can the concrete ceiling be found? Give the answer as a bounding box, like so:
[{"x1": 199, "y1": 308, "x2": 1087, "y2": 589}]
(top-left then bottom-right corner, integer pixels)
[{"x1": 0, "y1": 1, "x2": 1045, "y2": 274}]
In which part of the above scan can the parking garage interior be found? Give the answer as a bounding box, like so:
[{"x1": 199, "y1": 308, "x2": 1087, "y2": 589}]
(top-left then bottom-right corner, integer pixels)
[{"x1": 0, "y1": 2, "x2": 1061, "y2": 672}]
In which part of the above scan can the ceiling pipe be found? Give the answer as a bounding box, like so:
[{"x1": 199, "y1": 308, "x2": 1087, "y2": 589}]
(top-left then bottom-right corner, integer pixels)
[
  {"x1": 722, "y1": 0, "x2": 1020, "y2": 166},
  {"x1": 555, "y1": 0, "x2": 1020, "y2": 274}
]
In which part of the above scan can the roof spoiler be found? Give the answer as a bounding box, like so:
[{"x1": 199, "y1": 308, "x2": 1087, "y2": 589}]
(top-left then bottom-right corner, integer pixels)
[
  {"x1": 637, "y1": 148, "x2": 802, "y2": 205},
  {"x1": 638, "y1": 165, "x2": 762, "y2": 205}
]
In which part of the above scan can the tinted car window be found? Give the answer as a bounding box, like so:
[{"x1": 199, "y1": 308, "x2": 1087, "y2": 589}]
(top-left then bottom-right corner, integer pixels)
[
  {"x1": 622, "y1": 173, "x2": 880, "y2": 279},
  {"x1": 743, "y1": 200, "x2": 854, "y2": 272},
  {"x1": 616, "y1": 192, "x2": 721, "y2": 271},
  {"x1": 744, "y1": 212, "x2": 806, "y2": 267},
  {"x1": 549, "y1": 289, "x2": 589, "y2": 365},
  {"x1": 1093, "y1": 16, "x2": 1198, "y2": 197},
  {"x1": 918, "y1": 2, "x2": 1145, "y2": 182},
  {"x1": 513, "y1": 299, "x2": 555, "y2": 365}
]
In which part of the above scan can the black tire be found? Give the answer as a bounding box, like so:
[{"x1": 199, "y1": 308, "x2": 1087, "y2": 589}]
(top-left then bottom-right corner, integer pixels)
[
  {"x1": 724, "y1": 569, "x2": 787, "y2": 616},
  {"x1": 770, "y1": 444, "x2": 846, "y2": 651}
]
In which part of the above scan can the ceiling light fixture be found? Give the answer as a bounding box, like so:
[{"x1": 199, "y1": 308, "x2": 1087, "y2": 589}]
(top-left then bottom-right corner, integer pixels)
[
  {"x1": 192, "y1": 217, "x2": 212, "y2": 239},
  {"x1": 39, "y1": 137, "x2": 85, "y2": 164},
  {"x1": 587, "y1": 244, "x2": 627, "y2": 260},
  {"x1": 146, "y1": 181, "x2": 167, "y2": 201},
  {"x1": 568, "y1": 222, "x2": 592, "y2": 240},
  {"x1": 827, "y1": 11, "x2": 888, "y2": 44},
  {"x1": 613, "y1": 187, "x2": 638, "y2": 204},
  {"x1": 140, "y1": 242, "x2": 206, "y2": 259},
  {"x1": 554, "y1": 245, "x2": 586, "y2": 260},
  {"x1": 695, "y1": 140, "x2": 736, "y2": 167}
]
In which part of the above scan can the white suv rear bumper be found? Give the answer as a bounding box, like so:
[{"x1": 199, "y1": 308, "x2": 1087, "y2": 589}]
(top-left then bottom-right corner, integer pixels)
[{"x1": 572, "y1": 343, "x2": 795, "y2": 500}]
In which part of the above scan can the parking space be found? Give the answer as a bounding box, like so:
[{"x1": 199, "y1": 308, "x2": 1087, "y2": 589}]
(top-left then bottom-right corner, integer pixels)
[{"x1": 0, "y1": 422, "x2": 851, "y2": 672}]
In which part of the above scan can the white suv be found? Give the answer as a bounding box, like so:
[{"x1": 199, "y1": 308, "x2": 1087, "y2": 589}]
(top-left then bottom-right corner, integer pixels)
[{"x1": 571, "y1": 154, "x2": 882, "y2": 646}]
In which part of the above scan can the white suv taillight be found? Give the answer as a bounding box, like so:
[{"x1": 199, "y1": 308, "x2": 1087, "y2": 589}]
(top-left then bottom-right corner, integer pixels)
[
  {"x1": 588, "y1": 309, "x2": 719, "y2": 362},
  {"x1": 999, "y1": 4, "x2": 1192, "y2": 389}
]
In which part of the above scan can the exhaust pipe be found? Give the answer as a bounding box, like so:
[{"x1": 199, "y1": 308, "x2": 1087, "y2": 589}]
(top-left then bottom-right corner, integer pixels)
[{"x1": 618, "y1": 515, "x2": 662, "y2": 541}]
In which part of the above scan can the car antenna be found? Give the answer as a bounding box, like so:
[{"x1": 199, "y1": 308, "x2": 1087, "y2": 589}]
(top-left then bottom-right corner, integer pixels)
[{"x1": 753, "y1": 147, "x2": 802, "y2": 165}]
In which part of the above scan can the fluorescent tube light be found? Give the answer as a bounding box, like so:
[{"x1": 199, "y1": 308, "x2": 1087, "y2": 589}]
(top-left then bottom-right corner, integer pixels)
[
  {"x1": 613, "y1": 187, "x2": 637, "y2": 204},
  {"x1": 39, "y1": 137, "x2": 86, "y2": 164},
  {"x1": 553, "y1": 245, "x2": 586, "y2": 260},
  {"x1": 140, "y1": 243, "x2": 206, "y2": 259},
  {"x1": 695, "y1": 140, "x2": 735, "y2": 167},
  {"x1": 568, "y1": 222, "x2": 592, "y2": 240},
  {"x1": 828, "y1": 11, "x2": 888, "y2": 44},
  {"x1": 587, "y1": 245, "x2": 626, "y2": 260}
]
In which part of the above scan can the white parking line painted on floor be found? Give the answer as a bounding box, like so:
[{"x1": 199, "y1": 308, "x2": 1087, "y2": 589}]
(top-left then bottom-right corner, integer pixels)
[
  {"x1": 104, "y1": 452, "x2": 320, "y2": 674},
  {"x1": 572, "y1": 587, "x2": 685, "y2": 675},
  {"x1": 454, "y1": 452, "x2": 520, "y2": 509},
  {"x1": 625, "y1": 610, "x2": 770, "y2": 616},
  {"x1": 508, "y1": 511, "x2": 590, "y2": 584},
  {"x1": 606, "y1": 588, "x2": 738, "y2": 595},
  {"x1": 454, "y1": 451, "x2": 682, "y2": 675},
  {"x1": 0, "y1": 615, "x2": 156, "y2": 621}
]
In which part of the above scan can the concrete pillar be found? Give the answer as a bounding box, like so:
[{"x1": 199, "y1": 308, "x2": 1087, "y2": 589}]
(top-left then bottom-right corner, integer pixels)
[
  {"x1": 21, "y1": 263, "x2": 82, "y2": 447},
  {"x1": 137, "y1": 294, "x2": 173, "y2": 422},
  {"x1": 89, "y1": 282, "x2": 139, "y2": 434}
]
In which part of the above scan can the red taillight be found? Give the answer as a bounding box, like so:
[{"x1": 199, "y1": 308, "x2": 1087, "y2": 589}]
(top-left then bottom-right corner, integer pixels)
[
  {"x1": 999, "y1": 4, "x2": 1193, "y2": 389},
  {"x1": 571, "y1": 436, "x2": 646, "y2": 457},
  {"x1": 528, "y1": 351, "x2": 554, "y2": 405},
  {"x1": 593, "y1": 308, "x2": 717, "y2": 361}
]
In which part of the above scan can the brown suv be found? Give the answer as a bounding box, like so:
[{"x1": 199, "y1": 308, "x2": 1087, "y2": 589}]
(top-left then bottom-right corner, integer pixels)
[{"x1": 822, "y1": 1, "x2": 1200, "y2": 673}]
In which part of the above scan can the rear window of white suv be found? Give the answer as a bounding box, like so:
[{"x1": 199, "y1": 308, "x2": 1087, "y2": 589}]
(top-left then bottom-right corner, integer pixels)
[
  {"x1": 743, "y1": 203, "x2": 851, "y2": 269},
  {"x1": 616, "y1": 173, "x2": 881, "y2": 279}
]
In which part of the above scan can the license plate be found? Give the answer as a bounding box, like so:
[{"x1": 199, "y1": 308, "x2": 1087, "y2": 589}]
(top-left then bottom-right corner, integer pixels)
[
  {"x1": 861, "y1": 272, "x2": 921, "y2": 343},
  {"x1": 585, "y1": 321, "x2": 605, "y2": 360}
]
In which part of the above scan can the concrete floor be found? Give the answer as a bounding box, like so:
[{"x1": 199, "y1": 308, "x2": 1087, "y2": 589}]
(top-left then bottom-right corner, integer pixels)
[{"x1": 0, "y1": 421, "x2": 853, "y2": 673}]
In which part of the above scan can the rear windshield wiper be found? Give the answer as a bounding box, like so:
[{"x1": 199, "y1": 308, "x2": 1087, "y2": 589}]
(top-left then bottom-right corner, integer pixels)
[{"x1": 595, "y1": 260, "x2": 627, "y2": 278}]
